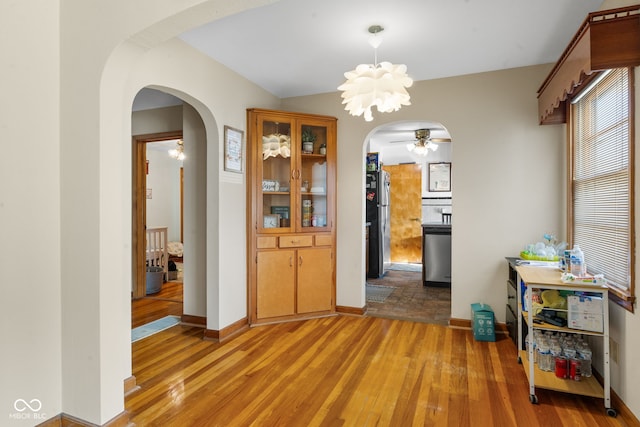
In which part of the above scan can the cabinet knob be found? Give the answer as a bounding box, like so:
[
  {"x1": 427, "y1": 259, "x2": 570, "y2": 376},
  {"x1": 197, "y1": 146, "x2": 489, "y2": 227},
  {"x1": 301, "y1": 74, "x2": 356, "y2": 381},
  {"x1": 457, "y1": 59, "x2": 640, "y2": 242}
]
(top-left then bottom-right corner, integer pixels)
[{"x1": 299, "y1": 256, "x2": 303, "y2": 266}]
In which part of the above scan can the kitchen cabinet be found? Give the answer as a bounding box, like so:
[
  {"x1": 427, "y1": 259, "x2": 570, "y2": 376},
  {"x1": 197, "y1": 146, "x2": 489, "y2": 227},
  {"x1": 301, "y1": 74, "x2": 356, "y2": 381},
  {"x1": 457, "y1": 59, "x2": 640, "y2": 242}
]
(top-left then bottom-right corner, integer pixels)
[
  {"x1": 515, "y1": 265, "x2": 615, "y2": 416},
  {"x1": 247, "y1": 108, "x2": 336, "y2": 324}
]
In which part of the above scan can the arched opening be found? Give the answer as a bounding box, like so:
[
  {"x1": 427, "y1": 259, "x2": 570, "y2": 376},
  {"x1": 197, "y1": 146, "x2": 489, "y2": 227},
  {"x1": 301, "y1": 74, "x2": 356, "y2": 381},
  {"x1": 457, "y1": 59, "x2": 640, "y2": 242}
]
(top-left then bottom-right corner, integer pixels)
[
  {"x1": 127, "y1": 86, "x2": 214, "y2": 391},
  {"x1": 363, "y1": 120, "x2": 452, "y2": 325},
  {"x1": 62, "y1": 2, "x2": 266, "y2": 423}
]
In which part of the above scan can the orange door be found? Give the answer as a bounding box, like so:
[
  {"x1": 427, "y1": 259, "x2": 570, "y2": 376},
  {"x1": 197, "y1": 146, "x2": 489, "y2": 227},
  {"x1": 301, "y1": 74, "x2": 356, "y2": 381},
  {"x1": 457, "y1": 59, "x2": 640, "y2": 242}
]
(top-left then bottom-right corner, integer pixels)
[{"x1": 383, "y1": 164, "x2": 422, "y2": 263}]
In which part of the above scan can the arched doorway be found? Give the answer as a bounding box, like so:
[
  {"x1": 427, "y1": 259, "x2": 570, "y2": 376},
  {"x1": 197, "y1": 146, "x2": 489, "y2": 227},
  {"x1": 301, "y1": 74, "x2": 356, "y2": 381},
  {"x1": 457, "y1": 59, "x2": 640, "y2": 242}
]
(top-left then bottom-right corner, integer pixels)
[
  {"x1": 364, "y1": 120, "x2": 452, "y2": 325},
  {"x1": 127, "y1": 87, "x2": 212, "y2": 392}
]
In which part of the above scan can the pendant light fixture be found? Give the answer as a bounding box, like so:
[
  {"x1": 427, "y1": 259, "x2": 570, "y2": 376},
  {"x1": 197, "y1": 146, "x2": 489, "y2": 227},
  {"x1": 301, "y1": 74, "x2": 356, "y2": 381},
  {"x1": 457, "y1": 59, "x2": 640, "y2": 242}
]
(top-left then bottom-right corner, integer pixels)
[{"x1": 338, "y1": 25, "x2": 413, "y2": 122}]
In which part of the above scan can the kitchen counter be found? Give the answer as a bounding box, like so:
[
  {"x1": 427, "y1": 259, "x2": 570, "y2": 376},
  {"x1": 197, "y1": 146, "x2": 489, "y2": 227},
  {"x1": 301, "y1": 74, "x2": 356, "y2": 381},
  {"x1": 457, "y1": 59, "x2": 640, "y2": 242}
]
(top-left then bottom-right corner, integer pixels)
[{"x1": 422, "y1": 223, "x2": 452, "y2": 231}]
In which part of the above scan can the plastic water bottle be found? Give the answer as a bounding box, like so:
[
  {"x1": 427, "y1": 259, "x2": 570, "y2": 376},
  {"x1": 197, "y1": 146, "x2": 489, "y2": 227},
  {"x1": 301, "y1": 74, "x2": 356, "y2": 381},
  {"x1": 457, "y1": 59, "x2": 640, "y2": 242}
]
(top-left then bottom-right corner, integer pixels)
[{"x1": 570, "y1": 245, "x2": 586, "y2": 276}]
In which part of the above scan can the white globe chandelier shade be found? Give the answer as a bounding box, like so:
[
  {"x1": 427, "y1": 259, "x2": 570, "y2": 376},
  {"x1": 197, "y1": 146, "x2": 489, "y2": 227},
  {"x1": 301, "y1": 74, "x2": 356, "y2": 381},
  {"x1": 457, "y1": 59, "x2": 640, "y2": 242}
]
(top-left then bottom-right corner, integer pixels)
[
  {"x1": 338, "y1": 25, "x2": 413, "y2": 122},
  {"x1": 338, "y1": 62, "x2": 413, "y2": 122}
]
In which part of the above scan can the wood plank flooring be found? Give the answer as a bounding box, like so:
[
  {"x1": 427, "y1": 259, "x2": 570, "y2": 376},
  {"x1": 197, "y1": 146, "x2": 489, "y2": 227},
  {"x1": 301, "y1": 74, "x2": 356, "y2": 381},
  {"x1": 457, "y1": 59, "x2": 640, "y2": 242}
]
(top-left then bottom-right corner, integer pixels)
[
  {"x1": 132, "y1": 281, "x2": 183, "y2": 328},
  {"x1": 126, "y1": 314, "x2": 636, "y2": 426}
]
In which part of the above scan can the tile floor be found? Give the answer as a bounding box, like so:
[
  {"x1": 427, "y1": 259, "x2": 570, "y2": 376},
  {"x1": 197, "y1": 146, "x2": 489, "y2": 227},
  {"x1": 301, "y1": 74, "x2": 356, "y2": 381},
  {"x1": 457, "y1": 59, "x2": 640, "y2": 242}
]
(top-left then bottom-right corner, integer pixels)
[{"x1": 365, "y1": 267, "x2": 451, "y2": 325}]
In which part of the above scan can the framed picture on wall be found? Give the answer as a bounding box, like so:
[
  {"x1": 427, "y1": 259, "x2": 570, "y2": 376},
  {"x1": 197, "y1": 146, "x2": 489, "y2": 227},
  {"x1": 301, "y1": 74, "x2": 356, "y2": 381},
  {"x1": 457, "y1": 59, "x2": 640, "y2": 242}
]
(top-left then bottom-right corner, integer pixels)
[
  {"x1": 428, "y1": 162, "x2": 451, "y2": 192},
  {"x1": 224, "y1": 125, "x2": 244, "y2": 173}
]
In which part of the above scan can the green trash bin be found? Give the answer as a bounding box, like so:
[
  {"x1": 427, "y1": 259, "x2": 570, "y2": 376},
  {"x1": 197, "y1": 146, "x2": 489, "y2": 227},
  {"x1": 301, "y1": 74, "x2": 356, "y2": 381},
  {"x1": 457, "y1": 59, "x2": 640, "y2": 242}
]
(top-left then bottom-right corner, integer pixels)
[
  {"x1": 471, "y1": 303, "x2": 495, "y2": 342},
  {"x1": 146, "y1": 266, "x2": 164, "y2": 295}
]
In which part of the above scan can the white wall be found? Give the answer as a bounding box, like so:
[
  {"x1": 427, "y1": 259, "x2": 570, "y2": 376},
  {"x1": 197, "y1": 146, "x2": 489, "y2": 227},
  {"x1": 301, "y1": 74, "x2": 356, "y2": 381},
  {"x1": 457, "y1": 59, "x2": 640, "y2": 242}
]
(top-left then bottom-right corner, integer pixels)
[
  {"x1": 146, "y1": 147, "x2": 182, "y2": 241},
  {"x1": 609, "y1": 65, "x2": 640, "y2": 419},
  {"x1": 182, "y1": 103, "x2": 209, "y2": 319},
  {"x1": 1, "y1": 0, "x2": 63, "y2": 424}
]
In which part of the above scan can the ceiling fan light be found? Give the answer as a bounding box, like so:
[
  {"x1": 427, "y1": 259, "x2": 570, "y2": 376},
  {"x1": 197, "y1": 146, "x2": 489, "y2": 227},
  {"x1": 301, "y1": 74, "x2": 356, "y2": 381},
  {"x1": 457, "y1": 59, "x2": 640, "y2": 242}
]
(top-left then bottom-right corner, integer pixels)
[
  {"x1": 408, "y1": 143, "x2": 429, "y2": 156},
  {"x1": 168, "y1": 139, "x2": 185, "y2": 160},
  {"x1": 406, "y1": 128, "x2": 439, "y2": 156}
]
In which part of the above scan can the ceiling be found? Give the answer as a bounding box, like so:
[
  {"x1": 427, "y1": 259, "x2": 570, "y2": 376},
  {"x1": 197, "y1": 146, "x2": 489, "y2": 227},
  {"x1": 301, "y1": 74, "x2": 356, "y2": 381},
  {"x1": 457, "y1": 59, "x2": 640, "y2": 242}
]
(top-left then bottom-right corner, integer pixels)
[{"x1": 135, "y1": 0, "x2": 603, "y2": 146}]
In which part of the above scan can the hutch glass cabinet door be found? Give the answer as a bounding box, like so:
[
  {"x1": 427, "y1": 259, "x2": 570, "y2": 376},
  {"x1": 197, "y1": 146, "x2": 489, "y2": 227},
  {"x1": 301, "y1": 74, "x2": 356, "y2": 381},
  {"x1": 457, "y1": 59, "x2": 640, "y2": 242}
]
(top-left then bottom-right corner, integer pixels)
[
  {"x1": 259, "y1": 118, "x2": 293, "y2": 232},
  {"x1": 298, "y1": 122, "x2": 330, "y2": 231}
]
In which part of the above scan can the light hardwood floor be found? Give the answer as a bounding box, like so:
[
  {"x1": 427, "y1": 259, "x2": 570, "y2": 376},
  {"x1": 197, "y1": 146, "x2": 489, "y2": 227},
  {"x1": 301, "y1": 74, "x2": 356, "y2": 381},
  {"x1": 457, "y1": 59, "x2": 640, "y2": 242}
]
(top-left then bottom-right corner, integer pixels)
[
  {"x1": 127, "y1": 309, "x2": 636, "y2": 426},
  {"x1": 132, "y1": 281, "x2": 183, "y2": 328}
]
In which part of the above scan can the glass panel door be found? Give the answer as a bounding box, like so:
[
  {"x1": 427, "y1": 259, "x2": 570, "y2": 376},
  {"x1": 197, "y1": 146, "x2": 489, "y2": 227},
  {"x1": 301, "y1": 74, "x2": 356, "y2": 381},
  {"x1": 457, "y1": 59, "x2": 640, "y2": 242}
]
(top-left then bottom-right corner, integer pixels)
[
  {"x1": 259, "y1": 118, "x2": 292, "y2": 232},
  {"x1": 299, "y1": 123, "x2": 329, "y2": 230}
]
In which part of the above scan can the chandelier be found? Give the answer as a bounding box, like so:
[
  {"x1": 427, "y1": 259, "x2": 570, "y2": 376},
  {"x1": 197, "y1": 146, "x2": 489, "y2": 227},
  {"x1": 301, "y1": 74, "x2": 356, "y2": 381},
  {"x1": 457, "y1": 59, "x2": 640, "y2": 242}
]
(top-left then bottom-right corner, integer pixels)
[
  {"x1": 407, "y1": 129, "x2": 438, "y2": 156},
  {"x1": 168, "y1": 139, "x2": 185, "y2": 160},
  {"x1": 338, "y1": 25, "x2": 413, "y2": 122}
]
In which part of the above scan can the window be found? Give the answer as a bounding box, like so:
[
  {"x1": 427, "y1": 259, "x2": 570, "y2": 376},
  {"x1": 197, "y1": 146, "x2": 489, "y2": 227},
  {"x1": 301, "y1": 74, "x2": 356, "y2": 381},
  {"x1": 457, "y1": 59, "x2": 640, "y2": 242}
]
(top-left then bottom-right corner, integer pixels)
[{"x1": 570, "y1": 68, "x2": 634, "y2": 310}]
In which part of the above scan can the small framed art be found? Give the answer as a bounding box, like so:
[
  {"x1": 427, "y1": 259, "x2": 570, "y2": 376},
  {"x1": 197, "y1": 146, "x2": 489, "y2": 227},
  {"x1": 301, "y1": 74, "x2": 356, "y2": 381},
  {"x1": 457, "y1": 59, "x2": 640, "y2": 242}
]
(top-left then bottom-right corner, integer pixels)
[
  {"x1": 224, "y1": 125, "x2": 244, "y2": 173},
  {"x1": 428, "y1": 162, "x2": 451, "y2": 192}
]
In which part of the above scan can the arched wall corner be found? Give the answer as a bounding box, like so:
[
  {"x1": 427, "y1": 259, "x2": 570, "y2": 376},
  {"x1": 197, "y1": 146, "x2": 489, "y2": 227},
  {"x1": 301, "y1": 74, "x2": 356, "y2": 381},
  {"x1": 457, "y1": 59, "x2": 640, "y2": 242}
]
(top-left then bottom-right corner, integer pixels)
[
  {"x1": 58, "y1": 1, "x2": 277, "y2": 423},
  {"x1": 98, "y1": 43, "x2": 223, "y2": 422}
]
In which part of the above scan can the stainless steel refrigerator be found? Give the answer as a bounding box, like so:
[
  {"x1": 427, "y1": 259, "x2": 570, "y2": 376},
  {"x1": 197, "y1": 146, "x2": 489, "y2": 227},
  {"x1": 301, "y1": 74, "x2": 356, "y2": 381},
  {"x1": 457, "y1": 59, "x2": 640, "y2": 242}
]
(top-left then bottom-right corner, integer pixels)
[{"x1": 366, "y1": 170, "x2": 391, "y2": 278}]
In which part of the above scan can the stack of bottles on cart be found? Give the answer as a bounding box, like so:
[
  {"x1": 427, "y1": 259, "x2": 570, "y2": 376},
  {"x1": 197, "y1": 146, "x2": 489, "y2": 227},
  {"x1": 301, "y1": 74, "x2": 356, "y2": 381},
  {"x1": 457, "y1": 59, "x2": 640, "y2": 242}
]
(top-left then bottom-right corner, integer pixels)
[{"x1": 525, "y1": 330, "x2": 592, "y2": 380}]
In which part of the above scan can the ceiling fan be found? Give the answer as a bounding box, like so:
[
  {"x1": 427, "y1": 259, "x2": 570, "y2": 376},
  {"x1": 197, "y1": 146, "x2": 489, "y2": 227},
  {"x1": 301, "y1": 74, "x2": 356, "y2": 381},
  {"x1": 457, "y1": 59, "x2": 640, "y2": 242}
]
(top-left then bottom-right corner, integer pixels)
[{"x1": 389, "y1": 128, "x2": 451, "y2": 156}]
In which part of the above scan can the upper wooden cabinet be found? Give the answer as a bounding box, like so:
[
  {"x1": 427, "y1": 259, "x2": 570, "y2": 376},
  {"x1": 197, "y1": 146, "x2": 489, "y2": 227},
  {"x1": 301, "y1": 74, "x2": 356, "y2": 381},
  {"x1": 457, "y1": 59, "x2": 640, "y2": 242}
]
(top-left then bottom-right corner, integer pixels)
[
  {"x1": 247, "y1": 108, "x2": 337, "y2": 324},
  {"x1": 248, "y1": 109, "x2": 336, "y2": 233}
]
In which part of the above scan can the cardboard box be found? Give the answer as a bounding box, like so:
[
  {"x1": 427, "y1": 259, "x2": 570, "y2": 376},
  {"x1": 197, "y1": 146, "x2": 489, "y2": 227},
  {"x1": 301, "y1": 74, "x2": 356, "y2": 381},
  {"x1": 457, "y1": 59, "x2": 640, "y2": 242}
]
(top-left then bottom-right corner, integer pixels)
[
  {"x1": 567, "y1": 294, "x2": 603, "y2": 333},
  {"x1": 471, "y1": 303, "x2": 495, "y2": 342},
  {"x1": 366, "y1": 152, "x2": 379, "y2": 171}
]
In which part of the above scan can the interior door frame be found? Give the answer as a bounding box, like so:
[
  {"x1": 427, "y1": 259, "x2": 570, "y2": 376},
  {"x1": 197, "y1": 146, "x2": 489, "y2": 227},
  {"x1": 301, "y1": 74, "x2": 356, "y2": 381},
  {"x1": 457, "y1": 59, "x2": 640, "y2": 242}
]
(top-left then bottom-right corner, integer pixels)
[{"x1": 132, "y1": 131, "x2": 183, "y2": 298}]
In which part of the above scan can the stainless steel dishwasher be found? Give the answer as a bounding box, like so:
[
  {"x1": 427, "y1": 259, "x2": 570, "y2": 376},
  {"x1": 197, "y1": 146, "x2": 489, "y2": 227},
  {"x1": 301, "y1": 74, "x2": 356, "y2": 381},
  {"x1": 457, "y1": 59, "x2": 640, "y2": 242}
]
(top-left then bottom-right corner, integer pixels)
[{"x1": 422, "y1": 224, "x2": 451, "y2": 286}]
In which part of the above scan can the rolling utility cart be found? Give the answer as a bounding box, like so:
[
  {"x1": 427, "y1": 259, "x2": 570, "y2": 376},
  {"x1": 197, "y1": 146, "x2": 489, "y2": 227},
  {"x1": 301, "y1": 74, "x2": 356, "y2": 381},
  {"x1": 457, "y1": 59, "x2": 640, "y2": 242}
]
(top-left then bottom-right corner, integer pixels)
[{"x1": 515, "y1": 265, "x2": 616, "y2": 417}]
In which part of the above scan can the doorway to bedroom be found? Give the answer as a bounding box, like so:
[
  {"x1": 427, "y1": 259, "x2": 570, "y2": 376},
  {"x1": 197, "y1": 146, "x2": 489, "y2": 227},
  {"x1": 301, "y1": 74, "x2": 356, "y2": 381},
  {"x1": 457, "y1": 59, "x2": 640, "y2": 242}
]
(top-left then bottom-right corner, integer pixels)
[{"x1": 132, "y1": 132, "x2": 184, "y2": 326}]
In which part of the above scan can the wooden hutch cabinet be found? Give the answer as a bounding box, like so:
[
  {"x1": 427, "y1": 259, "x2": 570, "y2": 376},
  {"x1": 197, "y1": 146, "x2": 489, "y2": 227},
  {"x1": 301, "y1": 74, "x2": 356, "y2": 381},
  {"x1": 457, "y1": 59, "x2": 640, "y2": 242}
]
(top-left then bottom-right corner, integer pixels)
[{"x1": 246, "y1": 108, "x2": 337, "y2": 324}]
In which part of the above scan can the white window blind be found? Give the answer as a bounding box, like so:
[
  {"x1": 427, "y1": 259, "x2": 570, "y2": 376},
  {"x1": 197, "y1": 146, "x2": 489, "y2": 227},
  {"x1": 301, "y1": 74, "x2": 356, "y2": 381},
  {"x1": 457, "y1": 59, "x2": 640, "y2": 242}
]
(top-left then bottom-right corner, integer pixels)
[{"x1": 572, "y1": 68, "x2": 630, "y2": 291}]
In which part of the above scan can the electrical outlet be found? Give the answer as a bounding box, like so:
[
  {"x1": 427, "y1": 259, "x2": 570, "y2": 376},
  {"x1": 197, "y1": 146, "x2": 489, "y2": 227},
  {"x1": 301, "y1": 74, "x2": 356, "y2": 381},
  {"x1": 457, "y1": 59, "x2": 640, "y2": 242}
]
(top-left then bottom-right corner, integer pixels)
[{"x1": 610, "y1": 338, "x2": 619, "y2": 364}]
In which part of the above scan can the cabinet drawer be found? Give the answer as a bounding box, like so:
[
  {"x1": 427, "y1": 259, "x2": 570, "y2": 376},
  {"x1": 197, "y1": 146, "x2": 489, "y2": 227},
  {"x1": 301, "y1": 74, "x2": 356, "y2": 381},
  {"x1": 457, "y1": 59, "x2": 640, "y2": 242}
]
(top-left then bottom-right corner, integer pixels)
[
  {"x1": 315, "y1": 234, "x2": 333, "y2": 247},
  {"x1": 279, "y1": 235, "x2": 313, "y2": 248},
  {"x1": 257, "y1": 236, "x2": 277, "y2": 249}
]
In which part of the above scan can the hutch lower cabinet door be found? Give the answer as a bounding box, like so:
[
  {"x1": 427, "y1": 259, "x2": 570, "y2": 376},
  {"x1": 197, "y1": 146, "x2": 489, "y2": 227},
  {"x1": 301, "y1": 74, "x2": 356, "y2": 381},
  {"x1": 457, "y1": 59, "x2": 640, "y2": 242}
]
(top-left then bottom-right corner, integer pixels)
[
  {"x1": 256, "y1": 250, "x2": 296, "y2": 319},
  {"x1": 297, "y1": 247, "x2": 333, "y2": 314}
]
